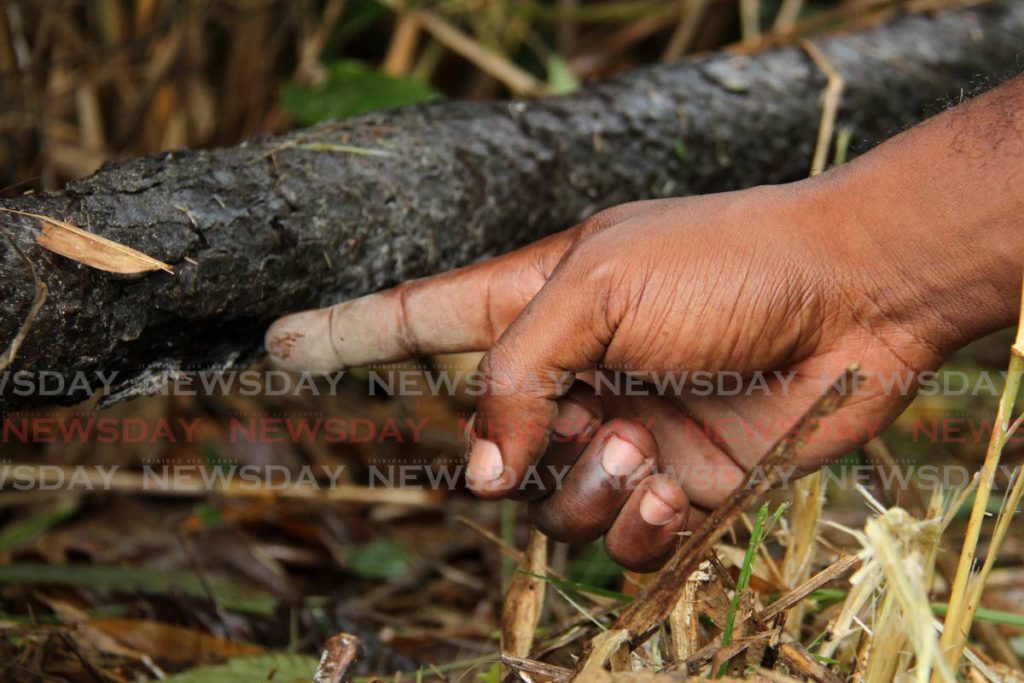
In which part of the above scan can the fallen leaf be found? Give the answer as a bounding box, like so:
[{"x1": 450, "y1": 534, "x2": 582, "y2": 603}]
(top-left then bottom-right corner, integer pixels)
[
  {"x1": 88, "y1": 618, "x2": 263, "y2": 663},
  {"x1": 1, "y1": 207, "x2": 174, "y2": 274}
]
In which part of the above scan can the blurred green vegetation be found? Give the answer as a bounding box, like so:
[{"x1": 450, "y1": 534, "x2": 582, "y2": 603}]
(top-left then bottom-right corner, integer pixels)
[{"x1": 281, "y1": 59, "x2": 440, "y2": 125}]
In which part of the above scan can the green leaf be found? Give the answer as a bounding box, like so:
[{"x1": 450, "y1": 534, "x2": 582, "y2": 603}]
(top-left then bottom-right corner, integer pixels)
[
  {"x1": 519, "y1": 571, "x2": 631, "y2": 603},
  {"x1": 280, "y1": 60, "x2": 440, "y2": 125},
  {"x1": 931, "y1": 602, "x2": 1024, "y2": 628},
  {"x1": 347, "y1": 538, "x2": 413, "y2": 582},
  {"x1": 546, "y1": 55, "x2": 580, "y2": 95},
  {"x1": 720, "y1": 501, "x2": 787, "y2": 676},
  {"x1": 476, "y1": 662, "x2": 502, "y2": 683},
  {"x1": 163, "y1": 654, "x2": 319, "y2": 683},
  {"x1": 191, "y1": 502, "x2": 224, "y2": 529}
]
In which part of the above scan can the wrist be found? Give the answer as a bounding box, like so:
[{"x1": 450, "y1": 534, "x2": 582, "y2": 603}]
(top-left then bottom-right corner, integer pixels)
[{"x1": 793, "y1": 114, "x2": 1024, "y2": 359}]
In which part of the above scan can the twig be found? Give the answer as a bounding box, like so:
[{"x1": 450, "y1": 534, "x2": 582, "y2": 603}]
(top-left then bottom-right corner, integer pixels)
[
  {"x1": 500, "y1": 653, "x2": 571, "y2": 681},
  {"x1": 802, "y1": 39, "x2": 845, "y2": 177},
  {"x1": 569, "y1": 629, "x2": 630, "y2": 681},
  {"x1": 740, "y1": 0, "x2": 762, "y2": 45},
  {"x1": 862, "y1": 435, "x2": 1021, "y2": 670},
  {"x1": 773, "y1": 0, "x2": 805, "y2": 34},
  {"x1": 759, "y1": 553, "x2": 862, "y2": 622},
  {"x1": 177, "y1": 532, "x2": 237, "y2": 640},
  {"x1": 778, "y1": 640, "x2": 843, "y2": 683},
  {"x1": 662, "y1": 0, "x2": 707, "y2": 61},
  {"x1": 682, "y1": 632, "x2": 776, "y2": 675},
  {"x1": 585, "y1": 366, "x2": 858, "y2": 656},
  {"x1": 457, "y1": 514, "x2": 527, "y2": 566},
  {"x1": 0, "y1": 232, "x2": 47, "y2": 372},
  {"x1": 410, "y1": 10, "x2": 545, "y2": 96},
  {"x1": 58, "y1": 631, "x2": 118, "y2": 683},
  {"x1": 314, "y1": 633, "x2": 361, "y2": 683},
  {"x1": 383, "y1": 13, "x2": 421, "y2": 76},
  {"x1": 296, "y1": 0, "x2": 348, "y2": 84}
]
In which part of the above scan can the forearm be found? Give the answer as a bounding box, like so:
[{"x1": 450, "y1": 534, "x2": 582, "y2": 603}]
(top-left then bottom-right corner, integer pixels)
[{"x1": 810, "y1": 74, "x2": 1024, "y2": 354}]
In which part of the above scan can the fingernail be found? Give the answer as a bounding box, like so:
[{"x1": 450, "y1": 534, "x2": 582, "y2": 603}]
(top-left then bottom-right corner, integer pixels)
[
  {"x1": 554, "y1": 400, "x2": 594, "y2": 437},
  {"x1": 467, "y1": 439, "x2": 505, "y2": 486},
  {"x1": 600, "y1": 435, "x2": 645, "y2": 478},
  {"x1": 639, "y1": 490, "x2": 679, "y2": 526}
]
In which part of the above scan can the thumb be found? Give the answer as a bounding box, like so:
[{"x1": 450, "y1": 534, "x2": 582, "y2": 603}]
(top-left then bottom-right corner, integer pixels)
[{"x1": 466, "y1": 256, "x2": 618, "y2": 498}]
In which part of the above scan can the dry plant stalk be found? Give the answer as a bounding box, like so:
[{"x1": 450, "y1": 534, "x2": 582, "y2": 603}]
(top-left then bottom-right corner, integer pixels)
[
  {"x1": 569, "y1": 629, "x2": 631, "y2": 681},
  {"x1": 409, "y1": 9, "x2": 545, "y2": 96},
  {"x1": 740, "y1": 0, "x2": 762, "y2": 44},
  {"x1": 774, "y1": 0, "x2": 806, "y2": 34},
  {"x1": 501, "y1": 527, "x2": 549, "y2": 671},
  {"x1": 939, "y1": 274, "x2": 1024, "y2": 674},
  {"x1": 662, "y1": 0, "x2": 708, "y2": 61},
  {"x1": 667, "y1": 560, "x2": 713, "y2": 661},
  {"x1": 383, "y1": 13, "x2": 422, "y2": 76},
  {"x1": 759, "y1": 553, "x2": 861, "y2": 623},
  {"x1": 802, "y1": 39, "x2": 845, "y2": 177},
  {"x1": 862, "y1": 437, "x2": 1019, "y2": 666},
  {"x1": 781, "y1": 471, "x2": 825, "y2": 635},
  {"x1": 825, "y1": 488, "x2": 966, "y2": 682},
  {"x1": 863, "y1": 503, "x2": 954, "y2": 683},
  {"x1": 0, "y1": 232, "x2": 48, "y2": 372}
]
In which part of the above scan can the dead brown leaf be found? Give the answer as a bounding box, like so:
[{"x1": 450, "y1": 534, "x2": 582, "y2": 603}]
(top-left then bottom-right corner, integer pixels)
[
  {"x1": 88, "y1": 618, "x2": 263, "y2": 663},
  {"x1": 2, "y1": 207, "x2": 174, "y2": 274}
]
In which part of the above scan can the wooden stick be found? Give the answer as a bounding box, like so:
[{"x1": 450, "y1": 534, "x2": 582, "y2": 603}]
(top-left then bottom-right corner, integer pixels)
[
  {"x1": 759, "y1": 553, "x2": 862, "y2": 622},
  {"x1": 314, "y1": 632, "x2": 361, "y2": 683},
  {"x1": 779, "y1": 640, "x2": 843, "y2": 683},
  {"x1": 586, "y1": 366, "x2": 859, "y2": 656}
]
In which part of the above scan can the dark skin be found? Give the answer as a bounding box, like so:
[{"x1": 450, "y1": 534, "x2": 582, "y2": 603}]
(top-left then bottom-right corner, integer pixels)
[{"x1": 266, "y1": 76, "x2": 1024, "y2": 572}]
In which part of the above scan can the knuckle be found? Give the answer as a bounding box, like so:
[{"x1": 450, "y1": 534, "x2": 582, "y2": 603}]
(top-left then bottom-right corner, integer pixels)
[
  {"x1": 477, "y1": 347, "x2": 518, "y2": 396},
  {"x1": 391, "y1": 283, "x2": 424, "y2": 359},
  {"x1": 574, "y1": 211, "x2": 615, "y2": 241},
  {"x1": 573, "y1": 202, "x2": 642, "y2": 241}
]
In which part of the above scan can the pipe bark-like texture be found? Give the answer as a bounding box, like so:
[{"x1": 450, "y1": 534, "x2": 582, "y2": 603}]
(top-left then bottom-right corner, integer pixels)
[{"x1": 1, "y1": 1, "x2": 1023, "y2": 412}]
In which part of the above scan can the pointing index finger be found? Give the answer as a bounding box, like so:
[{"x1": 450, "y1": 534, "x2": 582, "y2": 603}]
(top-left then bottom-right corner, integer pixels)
[{"x1": 264, "y1": 231, "x2": 573, "y2": 373}]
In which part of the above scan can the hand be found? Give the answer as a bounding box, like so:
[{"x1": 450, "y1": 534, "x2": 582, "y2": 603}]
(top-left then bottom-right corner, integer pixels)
[
  {"x1": 267, "y1": 76, "x2": 1024, "y2": 570},
  {"x1": 265, "y1": 177, "x2": 959, "y2": 571}
]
